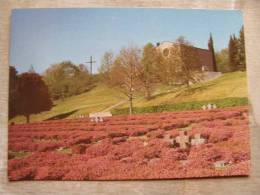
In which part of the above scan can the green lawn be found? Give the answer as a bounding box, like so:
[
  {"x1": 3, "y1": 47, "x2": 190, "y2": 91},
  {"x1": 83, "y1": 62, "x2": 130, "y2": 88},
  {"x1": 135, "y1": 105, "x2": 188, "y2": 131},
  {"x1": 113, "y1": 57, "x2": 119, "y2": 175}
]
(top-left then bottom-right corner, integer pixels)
[
  {"x1": 123, "y1": 71, "x2": 248, "y2": 108},
  {"x1": 10, "y1": 71, "x2": 248, "y2": 124},
  {"x1": 10, "y1": 84, "x2": 125, "y2": 124}
]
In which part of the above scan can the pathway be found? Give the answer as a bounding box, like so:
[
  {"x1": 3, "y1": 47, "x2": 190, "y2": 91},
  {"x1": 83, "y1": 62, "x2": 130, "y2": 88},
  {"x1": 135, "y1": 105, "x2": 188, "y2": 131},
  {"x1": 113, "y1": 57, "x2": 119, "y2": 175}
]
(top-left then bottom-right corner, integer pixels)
[{"x1": 101, "y1": 99, "x2": 128, "y2": 112}]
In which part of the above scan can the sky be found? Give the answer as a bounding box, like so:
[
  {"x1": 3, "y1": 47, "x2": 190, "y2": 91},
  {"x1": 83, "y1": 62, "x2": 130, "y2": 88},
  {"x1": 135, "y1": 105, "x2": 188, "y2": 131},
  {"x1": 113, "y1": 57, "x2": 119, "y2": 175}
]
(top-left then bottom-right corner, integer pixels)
[{"x1": 10, "y1": 8, "x2": 243, "y2": 74}]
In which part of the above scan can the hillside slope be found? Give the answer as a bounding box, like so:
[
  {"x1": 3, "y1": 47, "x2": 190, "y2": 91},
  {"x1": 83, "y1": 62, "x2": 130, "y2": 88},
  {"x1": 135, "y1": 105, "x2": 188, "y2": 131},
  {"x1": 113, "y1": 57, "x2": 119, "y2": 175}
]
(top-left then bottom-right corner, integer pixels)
[
  {"x1": 11, "y1": 71, "x2": 248, "y2": 123},
  {"x1": 127, "y1": 71, "x2": 248, "y2": 108},
  {"x1": 11, "y1": 84, "x2": 125, "y2": 123}
]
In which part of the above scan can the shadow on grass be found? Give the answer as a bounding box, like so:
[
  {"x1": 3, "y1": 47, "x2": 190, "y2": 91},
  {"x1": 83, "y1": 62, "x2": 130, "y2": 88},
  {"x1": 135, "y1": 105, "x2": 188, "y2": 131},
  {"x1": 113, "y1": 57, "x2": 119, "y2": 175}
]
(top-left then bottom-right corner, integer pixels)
[
  {"x1": 149, "y1": 85, "x2": 184, "y2": 100},
  {"x1": 45, "y1": 109, "x2": 79, "y2": 120},
  {"x1": 175, "y1": 83, "x2": 216, "y2": 98},
  {"x1": 149, "y1": 82, "x2": 217, "y2": 101}
]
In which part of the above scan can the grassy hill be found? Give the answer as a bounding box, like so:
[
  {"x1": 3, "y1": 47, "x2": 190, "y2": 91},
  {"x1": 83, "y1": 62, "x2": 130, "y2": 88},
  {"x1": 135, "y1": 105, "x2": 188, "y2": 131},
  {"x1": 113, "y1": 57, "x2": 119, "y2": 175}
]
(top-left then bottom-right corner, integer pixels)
[
  {"x1": 10, "y1": 84, "x2": 125, "y2": 124},
  {"x1": 10, "y1": 71, "x2": 248, "y2": 124},
  {"x1": 123, "y1": 71, "x2": 248, "y2": 108}
]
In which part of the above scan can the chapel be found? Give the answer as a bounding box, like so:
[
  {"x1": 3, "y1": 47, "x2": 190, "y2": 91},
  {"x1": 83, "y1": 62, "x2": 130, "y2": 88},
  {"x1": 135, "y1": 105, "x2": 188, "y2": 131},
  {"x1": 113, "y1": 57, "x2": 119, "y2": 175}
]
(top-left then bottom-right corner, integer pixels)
[{"x1": 156, "y1": 41, "x2": 216, "y2": 72}]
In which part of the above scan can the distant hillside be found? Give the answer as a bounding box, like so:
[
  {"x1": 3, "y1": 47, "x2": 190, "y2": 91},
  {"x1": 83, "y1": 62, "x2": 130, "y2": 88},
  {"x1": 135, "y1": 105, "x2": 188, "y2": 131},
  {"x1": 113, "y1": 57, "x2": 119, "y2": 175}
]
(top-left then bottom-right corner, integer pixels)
[{"x1": 10, "y1": 71, "x2": 248, "y2": 124}]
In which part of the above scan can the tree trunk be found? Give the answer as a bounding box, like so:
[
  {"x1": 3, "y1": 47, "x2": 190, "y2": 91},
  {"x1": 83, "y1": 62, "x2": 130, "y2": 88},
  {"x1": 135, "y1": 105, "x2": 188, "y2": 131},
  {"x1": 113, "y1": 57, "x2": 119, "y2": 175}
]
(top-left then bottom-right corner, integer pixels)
[
  {"x1": 145, "y1": 87, "x2": 151, "y2": 100},
  {"x1": 26, "y1": 114, "x2": 30, "y2": 123},
  {"x1": 129, "y1": 96, "x2": 133, "y2": 115},
  {"x1": 144, "y1": 79, "x2": 152, "y2": 100},
  {"x1": 185, "y1": 78, "x2": 190, "y2": 88}
]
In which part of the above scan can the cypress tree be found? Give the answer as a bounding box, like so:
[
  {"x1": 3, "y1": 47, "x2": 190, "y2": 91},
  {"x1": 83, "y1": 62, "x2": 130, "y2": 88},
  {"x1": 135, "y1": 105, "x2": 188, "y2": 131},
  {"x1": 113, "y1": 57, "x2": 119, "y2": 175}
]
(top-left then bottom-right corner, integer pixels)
[
  {"x1": 229, "y1": 35, "x2": 236, "y2": 71},
  {"x1": 208, "y1": 33, "x2": 217, "y2": 72},
  {"x1": 238, "y1": 26, "x2": 246, "y2": 71},
  {"x1": 233, "y1": 34, "x2": 240, "y2": 70},
  {"x1": 229, "y1": 34, "x2": 240, "y2": 71}
]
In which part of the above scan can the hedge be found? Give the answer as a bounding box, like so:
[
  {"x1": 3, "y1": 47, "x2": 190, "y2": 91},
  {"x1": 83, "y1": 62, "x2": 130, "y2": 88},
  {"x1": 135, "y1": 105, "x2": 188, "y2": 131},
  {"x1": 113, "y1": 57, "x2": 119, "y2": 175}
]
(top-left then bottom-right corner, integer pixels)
[{"x1": 111, "y1": 97, "x2": 248, "y2": 115}]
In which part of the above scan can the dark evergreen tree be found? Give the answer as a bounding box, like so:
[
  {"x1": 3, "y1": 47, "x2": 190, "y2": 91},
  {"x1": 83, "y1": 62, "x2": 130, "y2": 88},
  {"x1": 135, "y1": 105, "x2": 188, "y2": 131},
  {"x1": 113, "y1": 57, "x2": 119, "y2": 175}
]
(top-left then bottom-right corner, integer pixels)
[
  {"x1": 238, "y1": 26, "x2": 246, "y2": 71},
  {"x1": 228, "y1": 35, "x2": 239, "y2": 71},
  {"x1": 228, "y1": 27, "x2": 246, "y2": 72},
  {"x1": 228, "y1": 36, "x2": 234, "y2": 71},
  {"x1": 208, "y1": 33, "x2": 217, "y2": 72},
  {"x1": 234, "y1": 34, "x2": 241, "y2": 70}
]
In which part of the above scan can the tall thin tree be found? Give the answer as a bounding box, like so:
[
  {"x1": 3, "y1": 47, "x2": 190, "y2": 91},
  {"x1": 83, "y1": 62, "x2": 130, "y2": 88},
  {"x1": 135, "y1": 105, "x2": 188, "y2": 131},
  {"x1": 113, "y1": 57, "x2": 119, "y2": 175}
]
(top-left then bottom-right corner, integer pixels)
[
  {"x1": 109, "y1": 46, "x2": 141, "y2": 115},
  {"x1": 208, "y1": 33, "x2": 217, "y2": 72},
  {"x1": 139, "y1": 43, "x2": 158, "y2": 100},
  {"x1": 228, "y1": 35, "x2": 238, "y2": 71},
  {"x1": 238, "y1": 26, "x2": 246, "y2": 71}
]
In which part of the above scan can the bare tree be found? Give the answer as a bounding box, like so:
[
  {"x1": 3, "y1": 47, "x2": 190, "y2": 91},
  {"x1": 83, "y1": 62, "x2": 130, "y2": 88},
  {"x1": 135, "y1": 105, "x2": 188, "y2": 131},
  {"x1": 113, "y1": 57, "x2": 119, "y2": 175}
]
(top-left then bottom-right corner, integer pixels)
[
  {"x1": 138, "y1": 43, "x2": 158, "y2": 100},
  {"x1": 110, "y1": 46, "x2": 141, "y2": 115},
  {"x1": 99, "y1": 51, "x2": 114, "y2": 82}
]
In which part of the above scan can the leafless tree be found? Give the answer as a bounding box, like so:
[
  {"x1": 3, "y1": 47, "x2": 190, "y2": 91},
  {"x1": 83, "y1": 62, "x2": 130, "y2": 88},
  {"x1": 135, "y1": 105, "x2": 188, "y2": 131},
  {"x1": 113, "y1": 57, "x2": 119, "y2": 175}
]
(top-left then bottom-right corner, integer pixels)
[
  {"x1": 109, "y1": 46, "x2": 141, "y2": 115},
  {"x1": 138, "y1": 43, "x2": 159, "y2": 100},
  {"x1": 99, "y1": 51, "x2": 114, "y2": 82}
]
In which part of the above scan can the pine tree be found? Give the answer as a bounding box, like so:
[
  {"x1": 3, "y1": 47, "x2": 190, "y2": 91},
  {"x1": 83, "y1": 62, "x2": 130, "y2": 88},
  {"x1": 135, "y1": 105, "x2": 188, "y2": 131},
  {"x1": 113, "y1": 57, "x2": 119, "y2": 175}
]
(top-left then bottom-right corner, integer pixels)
[
  {"x1": 228, "y1": 35, "x2": 239, "y2": 71},
  {"x1": 238, "y1": 26, "x2": 246, "y2": 71},
  {"x1": 234, "y1": 34, "x2": 241, "y2": 70},
  {"x1": 208, "y1": 33, "x2": 217, "y2": 72},
  {"x1": 229, "y1": 35, "x2": 235, "y2": 71}
]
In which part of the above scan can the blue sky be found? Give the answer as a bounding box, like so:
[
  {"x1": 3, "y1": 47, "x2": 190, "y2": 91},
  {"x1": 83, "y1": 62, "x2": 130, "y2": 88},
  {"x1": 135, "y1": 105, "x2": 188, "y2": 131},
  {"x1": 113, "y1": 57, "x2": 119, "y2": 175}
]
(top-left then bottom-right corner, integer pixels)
[{"x1": 10, "y1": 8, "x2": 243, "y2": 74}]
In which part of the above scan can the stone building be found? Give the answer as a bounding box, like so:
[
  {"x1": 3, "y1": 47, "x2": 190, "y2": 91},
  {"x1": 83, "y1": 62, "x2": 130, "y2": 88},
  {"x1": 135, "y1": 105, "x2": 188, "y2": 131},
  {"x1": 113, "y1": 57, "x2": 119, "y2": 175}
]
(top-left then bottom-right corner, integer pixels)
[{"x1": 156, "y1": 41, "x2": 216, "y2": 72}]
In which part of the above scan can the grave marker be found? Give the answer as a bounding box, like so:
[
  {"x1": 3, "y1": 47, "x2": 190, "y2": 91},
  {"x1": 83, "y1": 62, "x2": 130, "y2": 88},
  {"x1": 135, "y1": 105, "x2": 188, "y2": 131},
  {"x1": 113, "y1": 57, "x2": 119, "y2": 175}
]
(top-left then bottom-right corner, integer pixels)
[
  {"x1": 202, "y1": 103, "x2": 217, "y2": 110},
  {"x1": 214, "y1": 160, "x2": 226, "y2": 169},
  {"x1": 207, "y1": 103, "x2": 212, "y2": 110},
  {"x1": 191, "y1": 133, "x2": 205, "y2": 146},
  {"x1": 89, "y1": 111, "x2": 112, "y2": 123},
  {"x1": 175, "y1": 131, "x2": 189, "y2": 149}
]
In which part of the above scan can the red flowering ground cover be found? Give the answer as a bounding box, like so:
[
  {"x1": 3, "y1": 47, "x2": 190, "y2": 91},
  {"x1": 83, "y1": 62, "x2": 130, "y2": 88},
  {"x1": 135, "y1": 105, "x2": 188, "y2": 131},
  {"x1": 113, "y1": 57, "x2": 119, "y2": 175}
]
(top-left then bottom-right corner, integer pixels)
[{"x1": 8, "y1": 106, "x2": 250, "y2": 181}]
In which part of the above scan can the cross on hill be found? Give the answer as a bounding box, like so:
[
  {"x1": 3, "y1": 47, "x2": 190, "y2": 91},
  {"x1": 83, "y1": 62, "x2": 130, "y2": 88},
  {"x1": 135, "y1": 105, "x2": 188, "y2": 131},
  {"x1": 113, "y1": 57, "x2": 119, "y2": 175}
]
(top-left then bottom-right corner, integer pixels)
[
  {"x1": 86, "y1": 56, "x2": 96, "y2": 75},
  {"x1": 175, "y1": 131, "x2": 189, "y2": 149}
]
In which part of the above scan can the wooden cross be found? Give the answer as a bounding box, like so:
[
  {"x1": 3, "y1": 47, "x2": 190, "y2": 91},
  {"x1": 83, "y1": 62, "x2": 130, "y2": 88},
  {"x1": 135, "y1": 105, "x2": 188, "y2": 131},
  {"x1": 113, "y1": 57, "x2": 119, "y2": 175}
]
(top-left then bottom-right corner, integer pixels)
[
  {"x1": 175, "y1": 131, "x2": 189, "y2": 149},
  {"x1": 207, "y1": 103, "x2": 212, "y2": 110},
  {"x1": 191, "y1": 133, "x2": 205, "y2": 146},
  {"x1": 86, "y1": 56, "x2": 96, "y2": 75},
  {"x1": 202, "y1": 105, "x2": 207, "y2": 110}
]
